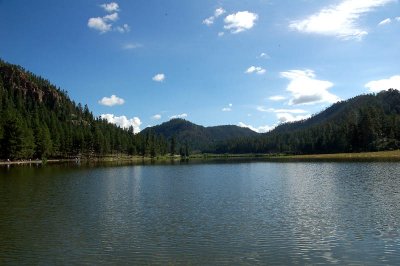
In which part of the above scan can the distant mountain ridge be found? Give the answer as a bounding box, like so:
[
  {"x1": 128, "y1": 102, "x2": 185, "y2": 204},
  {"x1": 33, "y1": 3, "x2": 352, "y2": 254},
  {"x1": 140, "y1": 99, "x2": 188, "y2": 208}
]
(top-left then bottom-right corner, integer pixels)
[{"x1": 141, "y1": 119, "x2": 258, "y2": 152}]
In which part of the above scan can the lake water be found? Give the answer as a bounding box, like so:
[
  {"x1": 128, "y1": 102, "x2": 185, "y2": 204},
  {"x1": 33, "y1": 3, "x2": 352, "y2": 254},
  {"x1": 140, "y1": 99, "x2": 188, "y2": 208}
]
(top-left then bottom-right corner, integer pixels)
[{"x1": 1, "y1": 161, "x2": 400, "y2": 265}]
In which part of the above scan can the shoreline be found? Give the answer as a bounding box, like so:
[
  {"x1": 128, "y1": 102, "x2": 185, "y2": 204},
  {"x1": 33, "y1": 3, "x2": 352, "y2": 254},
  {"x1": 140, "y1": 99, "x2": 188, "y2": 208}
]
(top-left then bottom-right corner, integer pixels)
[{"x1": 1, "y1": 150, "x2": 400, "y2": 166}]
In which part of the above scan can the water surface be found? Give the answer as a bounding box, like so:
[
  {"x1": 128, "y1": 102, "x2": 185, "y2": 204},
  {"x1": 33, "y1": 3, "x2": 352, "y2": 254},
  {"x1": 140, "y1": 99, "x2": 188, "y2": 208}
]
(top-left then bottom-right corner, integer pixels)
[{"x1": 1, "y1": 161, "x2": 400, "y2": 264}]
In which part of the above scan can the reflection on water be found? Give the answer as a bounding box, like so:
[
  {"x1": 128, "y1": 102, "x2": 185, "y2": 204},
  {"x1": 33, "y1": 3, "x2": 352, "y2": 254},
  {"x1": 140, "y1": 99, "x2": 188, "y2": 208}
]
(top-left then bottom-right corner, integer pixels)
[{"x1": 0, "y1": 162, "x2": 400, "y2": 264}]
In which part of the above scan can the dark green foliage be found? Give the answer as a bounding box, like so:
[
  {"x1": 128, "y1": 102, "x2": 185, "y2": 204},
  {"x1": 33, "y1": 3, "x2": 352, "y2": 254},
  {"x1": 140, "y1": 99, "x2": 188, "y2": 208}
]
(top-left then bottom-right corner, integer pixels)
[
  {"x1": 215, "y1": 89, "x2": 400, "y2": 155},
  {"x1": 0, "y1": 59, "x2": 167, "y2": 160},
  {"x1": 141, "y1": 118, "x2": 257, "y2": 153}
]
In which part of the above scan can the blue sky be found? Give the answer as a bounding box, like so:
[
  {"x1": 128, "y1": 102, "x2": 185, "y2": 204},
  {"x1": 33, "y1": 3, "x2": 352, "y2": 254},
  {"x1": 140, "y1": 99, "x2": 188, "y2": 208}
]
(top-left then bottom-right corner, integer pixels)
[{"x1": 1, "y1": 0, "x2": 399, "y2": 133}]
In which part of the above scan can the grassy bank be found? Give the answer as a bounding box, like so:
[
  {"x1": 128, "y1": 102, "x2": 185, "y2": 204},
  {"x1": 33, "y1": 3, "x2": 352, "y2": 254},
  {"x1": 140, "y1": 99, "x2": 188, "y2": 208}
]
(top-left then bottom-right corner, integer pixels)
[{"x1": 269, "y1": 150, "x2": 400, "y2": 161}]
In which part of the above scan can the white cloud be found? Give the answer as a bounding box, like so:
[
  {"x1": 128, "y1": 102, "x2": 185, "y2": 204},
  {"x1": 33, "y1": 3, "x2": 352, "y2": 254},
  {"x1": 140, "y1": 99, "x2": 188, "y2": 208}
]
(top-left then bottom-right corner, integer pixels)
[
  {"x1": 88, "y1": 17, "x2": 112, "y2": 33},
  {"x1": 103, "y1": 12, "x2": 119, "y2": 22},
  {"x1": 214, "y1": 8, "x2": 226, "y2": 17},
  {"x1": 257, "y1": 107, "x2": 308, "y2": 114},
  {"x1": 238, "y1": 122, "x2": 274, "y2": 133},
  {"x1": 101, "y1": 114, "x2": 141, "y2": 133},
  {"x1": 222, "y1": 103, "x2": 233, "y2": 111},
  {"x1": 365, "y1": 75, "x2": 400, "y2": 92},
  {"x1": 203, "y1": 7, "x2": 226, "y2": 26},
  {"x1": 170, "y1": 113, "x2": 188, "y2": 119},
  {"x1": 203, "y1": 17, "x2": 215, "y2": 26},
  {"x1": 245, "y1": 66, "x2": 266, "y2": 75},
  {"x1": 98, "y1": 95, "x2": 125, "y2": 106},
  {"x1": 289, "y1": 0, "x2": 394, "y2": 40},
  {"x1": 116, "y1": 24, "x2": 130, "y2": 33},
  {"x1": 378, "y1": 18, "x2": 392, "y2": 25},
  {"x1": 218, "y1": 32, "x2": 225, "y2": 37},
  {"x1": 276, "y1": 113, "x2": 311, "y2": 123},
  {"x1": 123, "y1": 43, "x2": 142, "y2": 49},
  {"x1": 152, "y1": 73, "x2": 165, "y2": 82},
  {"x1": 101, "y1": 2, "x2": 119, "y2": 13},
  {"x1": 89, "y1": 2, "x2": 129, "y2": 34},
  {"x1": 396, "y1": 17, "x2": 400, "y2": 21},
  {"x1": 259, "y1": 52, "x2": 270, "y2": 59},
  {"x1": 151, "y1": 114, "x2": 162, "y2": 120},
  {"x1": 224, "y1": 11, "x2": 258, "y2": 33},
  {"x1": 268, "y1": 95, "x2": 286, "y2": 101},
  {"x1": 280, "y1": 69, "x2": 340, "y2": 105}
]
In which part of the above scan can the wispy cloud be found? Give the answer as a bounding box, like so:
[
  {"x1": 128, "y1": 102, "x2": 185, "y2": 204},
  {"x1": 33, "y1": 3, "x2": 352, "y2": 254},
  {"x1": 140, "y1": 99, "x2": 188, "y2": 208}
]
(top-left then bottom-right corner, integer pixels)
[
  {"x1": 258, "y1": 52, "x2": 270, "y2": 59},
  {"x1": 257, "y1": 107, "x2": 308, "y2": 114},
  {"x1": 245, "y1": 66, "x2": 266, "y2": 75},
  {"x1": 202, "y1": 7, "x2": 226, "y2": 26},
  {"x1": 378, "y1": 18, "x2": 392, "y2": 25},
  {"x1": 224, "y1": 11, "x2": 258, "y2": 33},
  {"x1": 268, "y1": 95, "x2": 286, "y2": 101},
  {"x1": 289, "y1": 0, "x2": 394, "y2": 40},
  {"x1": 98, "y1": 95, "x2": 125, "y2": 106},
  {"x1": 222, "y1": 103, "x2": 233, "y2": 112},
  {"x1": 152, "y1": 73, "x2": 165, "y2": 82},
  {"x1": 170, "y1": 113, "x2": 188, "y2": 119},
  {"x1": 123, "y1": 43, "x2": 142, "y2": 50},
  {"x1": 365, "y1": 75, "x2": 400, "y2": 92},
  {"x1": 101, "y1": 114, "x2": 141, "y2": 133},
  {"x1": 281, "y1": 69, "x2": 340, "y2": 105},
  {"x1": 151, "y1": 114, "x2": 162, "y2": 120}
]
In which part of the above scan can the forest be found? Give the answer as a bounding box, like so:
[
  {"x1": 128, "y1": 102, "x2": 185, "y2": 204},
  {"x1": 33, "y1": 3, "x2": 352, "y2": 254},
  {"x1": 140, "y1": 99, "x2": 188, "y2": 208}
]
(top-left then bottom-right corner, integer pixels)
[
  {"x1": 0, "y1": 59, "x2": 171, "y2": 160},
  {"x1": 1, "y1": 58, "x2": 400, "y2": 160}
]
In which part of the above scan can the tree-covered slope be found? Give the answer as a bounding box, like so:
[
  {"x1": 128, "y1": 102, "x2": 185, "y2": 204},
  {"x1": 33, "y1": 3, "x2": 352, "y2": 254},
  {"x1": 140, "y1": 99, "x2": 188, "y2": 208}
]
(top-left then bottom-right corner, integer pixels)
[
  {"x1": 0, "y1": 59, "x2": 167, "y2": 160},
  {"x1": 216, "y1": 89, "x2": 400, "y2": 154},
  {"x1": 141, "y1": 118, "x2": 258, "y2": 152}
]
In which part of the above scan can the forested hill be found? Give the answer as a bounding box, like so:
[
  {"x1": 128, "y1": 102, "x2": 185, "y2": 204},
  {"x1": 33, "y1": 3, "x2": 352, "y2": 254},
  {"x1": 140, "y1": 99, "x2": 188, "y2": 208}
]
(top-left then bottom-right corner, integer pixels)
[
  {"x1": 141, "y1": 119, "x2": 258, "y2": 152},
  {"x1": 0, "y1": 59, "x2": 169, "y2": 160},
  {"x1": 216, "y1": 89, "x2": 400, "y2": 154}
]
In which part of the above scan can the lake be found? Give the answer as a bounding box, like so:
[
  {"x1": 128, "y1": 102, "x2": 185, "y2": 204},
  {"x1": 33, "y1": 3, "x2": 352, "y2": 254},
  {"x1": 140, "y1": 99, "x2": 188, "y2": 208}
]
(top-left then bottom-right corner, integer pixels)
[{"x1": 1, "y1": 161, "x2": 400, "y2": 265}]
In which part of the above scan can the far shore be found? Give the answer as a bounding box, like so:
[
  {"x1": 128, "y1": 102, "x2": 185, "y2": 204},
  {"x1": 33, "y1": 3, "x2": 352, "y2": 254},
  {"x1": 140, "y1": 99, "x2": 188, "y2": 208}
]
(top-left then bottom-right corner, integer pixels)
[{"x1": 1, "y1": 150, "x2": 400, "y2": 166}]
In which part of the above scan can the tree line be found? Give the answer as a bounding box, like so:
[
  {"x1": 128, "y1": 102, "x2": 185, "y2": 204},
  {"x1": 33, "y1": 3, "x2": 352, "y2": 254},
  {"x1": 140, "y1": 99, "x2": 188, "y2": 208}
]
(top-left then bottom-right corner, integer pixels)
[{"x1": 0, "y1": 59, "x2": 177, "y2": 160}]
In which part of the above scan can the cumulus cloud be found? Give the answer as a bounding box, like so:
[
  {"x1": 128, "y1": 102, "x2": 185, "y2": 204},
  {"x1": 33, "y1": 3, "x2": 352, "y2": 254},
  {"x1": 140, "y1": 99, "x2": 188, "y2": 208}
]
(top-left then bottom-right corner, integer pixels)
[
  {"x1": 218, "y1": 32, "x2": 225, "y2": 37},
  {"x1": 98, "y1": 95, "x2": 125, "y2": 106},
  {"x1": 152, "y1": 73, "x2": 165, "y2": 82},
  {"x1": 202, "y1": 7, "x2": 226, "y2": 26},
  {"x1": 378, "y1": 18, "x2": 392, "y2": 25},
  {"x1": 280, "y1": 69, "x2": 340, "y2": 105},
  {"x1": 101, "y1": 2, "x2": 119, "y2": 13},
  {"x1": 365, "y1": 75, "x2": 400, "y2": 92},
  {"x1": 245, "y1": 66, "x2": 266, "y2": 75},
  {"x1": 88, "y1": 17, "x2": 112, "y2": 33},
  {"x1": 238, "y1": 122, "x2": 274, "y2": 133},
  {"x1": 151, "y1": 114, "x2": 162, "y2": 120},
  {"x1": 276, "y1": 113, "x2": 311, "y2": 123},
  {"x1": 101, "y1": 114, "x2": 141, "y2": 133},
  {"x1": 224, "y1": 11, "x2": 258, "y2": 33},
  {"x1": 396, "y1": 17, "x2": 400, "y2": 22},
  {"x1": 88, "y1": 2, "x2": 130, "y2": 34},
  {"x1": 268, "y1": 95, "x2": 286, "y2": 101},
  {"x1": 289, "y1": 0, "x2": 394, "y2": 40},
  {"x1": 170, "y1": 113, "x2": 188, "y2": 119},
  {"x1": 103, "y1": 12, "x2": 119, "y2": 22}
]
